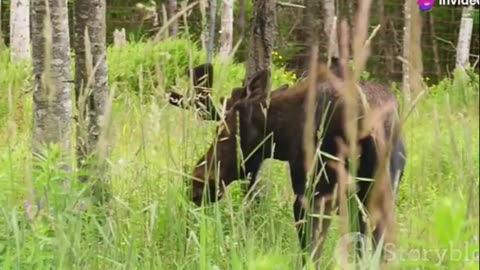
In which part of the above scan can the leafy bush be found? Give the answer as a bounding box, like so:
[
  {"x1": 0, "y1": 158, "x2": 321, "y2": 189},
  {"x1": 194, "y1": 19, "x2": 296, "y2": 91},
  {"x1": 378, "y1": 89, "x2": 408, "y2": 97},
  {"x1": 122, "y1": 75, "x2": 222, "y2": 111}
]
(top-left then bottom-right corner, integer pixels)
[
  {"x1": 107, "y1": 38, "x2": 296, "y2": 98},
  {"x1": 107, "y1": 38, "x2": 206, "y2": 95},
  {"x1": 429, "y1": 67, "x2": 479, "y2": 107}
]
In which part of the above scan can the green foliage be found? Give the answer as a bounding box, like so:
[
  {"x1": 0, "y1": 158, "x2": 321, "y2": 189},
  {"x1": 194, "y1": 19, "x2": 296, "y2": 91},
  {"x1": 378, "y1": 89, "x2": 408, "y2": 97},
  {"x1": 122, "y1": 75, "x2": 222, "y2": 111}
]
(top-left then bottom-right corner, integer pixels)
[
  {"x1": 428, "y1": 66, "x2": 479, "y2": 108},
  {"x1": 107, "y1": 39, "x2": 296, "y2": 98},
  {"x1": 473, "y1": 9, "x2": 480, "y2": 25},
  {"x1": 107, "y1": 38, "x2": 206, "y2": 95},
  {"x1": 0, "y1": 49, "x2": 32, "y2": 131},
  {"x1": 0, "y1": 40, "x2": 478, "y2": 269}
]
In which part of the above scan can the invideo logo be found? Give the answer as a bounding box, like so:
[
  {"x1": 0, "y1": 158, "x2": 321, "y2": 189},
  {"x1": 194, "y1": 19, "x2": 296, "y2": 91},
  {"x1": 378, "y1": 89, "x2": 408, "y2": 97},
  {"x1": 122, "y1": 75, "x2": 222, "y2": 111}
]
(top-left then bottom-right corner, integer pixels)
[
  {"x1": 417, "y1": 0, "x2": 435, "y2": 11},
  {"x1": 418, "y1": 0, "x2": 480, "y2": 11}
]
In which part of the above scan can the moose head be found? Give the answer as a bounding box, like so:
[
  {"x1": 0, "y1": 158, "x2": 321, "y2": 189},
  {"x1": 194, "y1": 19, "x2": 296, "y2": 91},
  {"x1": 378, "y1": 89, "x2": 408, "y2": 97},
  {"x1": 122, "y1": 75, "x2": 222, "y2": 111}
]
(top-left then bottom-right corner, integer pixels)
[
  {"x1": 167, "y1": 64, "x2": 292, "y2": 205},
  {"x1": 190, "y1": 71, "x2": 271, "y2": 205}
]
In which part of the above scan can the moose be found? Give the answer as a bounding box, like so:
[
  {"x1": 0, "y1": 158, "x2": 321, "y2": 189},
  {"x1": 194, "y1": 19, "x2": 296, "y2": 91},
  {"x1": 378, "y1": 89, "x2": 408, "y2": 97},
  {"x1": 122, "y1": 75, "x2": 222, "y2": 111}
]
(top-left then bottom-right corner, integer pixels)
[{"x1": 168, "y1": 61, "x2": 406, "y2": 264}]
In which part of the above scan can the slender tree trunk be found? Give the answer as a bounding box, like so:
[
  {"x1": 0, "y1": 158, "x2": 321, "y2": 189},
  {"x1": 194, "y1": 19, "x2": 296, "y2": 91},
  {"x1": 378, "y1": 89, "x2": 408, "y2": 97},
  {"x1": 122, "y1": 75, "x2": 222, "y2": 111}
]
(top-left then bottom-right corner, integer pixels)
[
  {"x1": 410, "y1": 0, "x2": 423, "y2": 94},
  {"x1": 402, "y1": 0, "x2": 411, "y2": 102},
  {"x1": 304, "y1": 0, "x2": 322, "y2": 45},
  {"x1": 199, "y1": 0, "x2": 208, "y2": 51},
  {"x1": 74, "y1": 0, "x2": 110, "y2": 202},
  {"x1": 403, "y1": 0, "x2": 423, "y2": 102},
  {"x1": 167, "y1": 0, "x2": 178, "y2": 37},
  {"x1": 9, "y1": 0, "x2": 30, "y2": 61},
  {"x1": 219, "y1": 0, "x2": 234, "y2": 60},
  {"x1": 304, "y1": 0, "x2": 325, "y2": 68},
  {"x1": 428, "y1": 12, "x2": 441, "y2": 78},
  {"x1": 238, "y1": 0, "x2": 246, "y2": 38},
  {"x1": 245, "y1": 0, "x2": 275, "y2": 85},
  {"x1": 31, "y1": 0, "x2": 73, "y2": 156},
  {"x1": 322, "y1": 0, "x2": 338, "y2": 58},
  {"x1": 0, "y1": 0, "x2": 3, "y2": 47},
  {"x1": 379, "y1": 0, "x2": 394, "y2": 76},
  {"x1": 456, "y1": 6, "x2": 474, "y2": 70},
  {"x1": 206, "y1": 0, "x2": 217, "y2": 63}
]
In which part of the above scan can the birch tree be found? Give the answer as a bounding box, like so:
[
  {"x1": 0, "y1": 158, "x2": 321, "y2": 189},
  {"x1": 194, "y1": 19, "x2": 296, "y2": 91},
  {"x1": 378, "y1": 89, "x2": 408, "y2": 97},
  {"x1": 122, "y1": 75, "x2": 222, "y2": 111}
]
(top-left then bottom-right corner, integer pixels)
[
  {"x1": 402, "y1": 0, "x2": 411, "y2": 100},
  {"x1": 402, "y1": 0, "x2": 423, "y2": 103},
  {"x1": 74, "y1": 0, "x2": 110, "y2": 201},
  {"x1": 31, "y1": 0, "x2": 72, "y2": 157},
  {"x1": 322, "y1": 0, "x2": 339, "y2": 58},
  {"x1": 456, "y1": 6, "x2": 474, "y2": 70},
  {"x1": 206, "y1": 0, "x2": 217, "y2": 63},
  {"x1": 245, "y1": 0, "x2": 275, "y2": 84},
  {"x1": 167, "y1": 0, "x2": 178, "y2": 37},
  {"x1": 9, "y1": 0, "x2": 30, "y2": 61},
  {"x1": 219, "y1": 0, "x2": 234, "y2": 60},
  {"x1": 199, "y1": 0, "x2": 208, "y2": 51}
]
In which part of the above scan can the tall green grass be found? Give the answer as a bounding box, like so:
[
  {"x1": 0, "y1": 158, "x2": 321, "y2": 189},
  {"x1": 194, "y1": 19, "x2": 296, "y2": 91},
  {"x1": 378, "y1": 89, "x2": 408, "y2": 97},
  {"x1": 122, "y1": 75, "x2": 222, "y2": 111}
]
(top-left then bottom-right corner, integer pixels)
[{"x1": 0, "y1": 40, "x2": 478, "y2": 269}]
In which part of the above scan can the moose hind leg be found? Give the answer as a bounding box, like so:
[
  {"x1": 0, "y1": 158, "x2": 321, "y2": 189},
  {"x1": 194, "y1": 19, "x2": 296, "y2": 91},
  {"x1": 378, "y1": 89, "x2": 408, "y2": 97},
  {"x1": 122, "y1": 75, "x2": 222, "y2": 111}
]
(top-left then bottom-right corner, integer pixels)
[
  {"x1": 356, "y1": 137, "x2": 396, "y2": 260},
  {"x1": 390, "y1": 138, "x2": 407, "y2": 199},
  {"x1": 290, "y1": 158, "x2": 337, "y2": 267}
]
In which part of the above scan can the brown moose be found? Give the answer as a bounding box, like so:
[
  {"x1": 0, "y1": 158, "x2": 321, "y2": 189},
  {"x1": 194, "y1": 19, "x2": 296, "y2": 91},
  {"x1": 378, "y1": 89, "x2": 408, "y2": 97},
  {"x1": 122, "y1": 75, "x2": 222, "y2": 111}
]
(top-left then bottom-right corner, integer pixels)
[{"x1": 168, "y1": 61, "x2": 406, "y2": 265}]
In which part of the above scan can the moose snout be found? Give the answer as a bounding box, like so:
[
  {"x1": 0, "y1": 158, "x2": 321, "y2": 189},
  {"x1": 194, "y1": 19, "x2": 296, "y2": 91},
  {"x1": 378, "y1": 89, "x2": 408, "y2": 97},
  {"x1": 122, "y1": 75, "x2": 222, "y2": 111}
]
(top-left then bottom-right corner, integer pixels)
[
  {"x1": 191, "y1": 187, "x2": 204, "y2": 206},
  {"x1": 190, "y1": 178, "x2": 224, "y2": 206}
]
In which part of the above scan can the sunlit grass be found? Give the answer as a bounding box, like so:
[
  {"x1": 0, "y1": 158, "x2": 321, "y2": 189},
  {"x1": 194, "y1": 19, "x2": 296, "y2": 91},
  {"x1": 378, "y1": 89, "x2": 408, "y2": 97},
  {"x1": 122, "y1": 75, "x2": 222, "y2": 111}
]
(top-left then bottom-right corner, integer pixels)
[{"x1": 0, "y1": 40, "x2": 478, "y2": 269}]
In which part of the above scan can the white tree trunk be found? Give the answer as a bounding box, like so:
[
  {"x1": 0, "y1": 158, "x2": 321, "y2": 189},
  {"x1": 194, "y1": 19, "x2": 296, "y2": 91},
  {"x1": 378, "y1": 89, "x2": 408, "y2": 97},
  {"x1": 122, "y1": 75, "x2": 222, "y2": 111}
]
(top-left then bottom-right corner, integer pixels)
[
  {"x1": 206, "y1": 0, "x2": 217, "y2": 63},
  {"x1": 456, "y1": 6, "x2": 474, "y2": 70},
  {"x1": 410, "y1": 0, "x2": 423, "y2": 94},
  {"x1": 403, "y1": 0, "x2": 423, "y2": 103},
  {"x1": 167, "y1": 0, "x2": 178, "y2": 37},
  {"x1": 74, "y1": 0, "x2": 110, "y2": 192},
  {"x1": 31, "y1": 0, "x2": 72, "y2": 156},
  {"x1": 199, "y1": 0, "x2": 208, "y2": 51},
  {"x1": 322, "y1": 0, "x2": 339, "y2": 58},
  {"x1": 219, "y1": 0, "x2": 234, "y2": 60},
  {"x1": 402, "y1": 0, "x2": 411, "y2": 102},
  {"x1": 9, "y1": 0, "x2": 30, "y2": 62}
]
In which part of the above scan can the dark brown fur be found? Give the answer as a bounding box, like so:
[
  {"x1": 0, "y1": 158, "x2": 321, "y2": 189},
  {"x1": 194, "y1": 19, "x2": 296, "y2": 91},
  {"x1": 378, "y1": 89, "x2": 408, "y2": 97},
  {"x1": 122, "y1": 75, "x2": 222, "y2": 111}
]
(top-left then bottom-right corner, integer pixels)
[{"x1": 170, "y1": 62, "x2": 406, "y2": 264}]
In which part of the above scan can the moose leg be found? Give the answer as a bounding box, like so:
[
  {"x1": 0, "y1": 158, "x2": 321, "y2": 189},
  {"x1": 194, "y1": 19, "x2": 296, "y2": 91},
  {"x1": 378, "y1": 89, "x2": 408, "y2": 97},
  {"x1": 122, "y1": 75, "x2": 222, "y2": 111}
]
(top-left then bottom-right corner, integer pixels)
[
  {"x1": 356, "y1": 136, "x2": 397, "y2": 260},
  {"x1": 310, "y1": 194, "x2": 334, "y2": 265},
  {"x1": 355, "y1": 137, "x2": 378, "y2": 257},
  {"x1": 290, "y1": 159, "x2": 336, "y2": 267},
  {"x1": 289, "y1": 160, "x2": 308, "y2": 265},
  {"x1": 389, "y1": 138, "x2": 406, "y2": 200},
  {"x1": 309, "y1": 159, "x2": 338, "y2": 266},
  {"x1": 292, "y1": 194, "x2": 335, "y2": 267}
]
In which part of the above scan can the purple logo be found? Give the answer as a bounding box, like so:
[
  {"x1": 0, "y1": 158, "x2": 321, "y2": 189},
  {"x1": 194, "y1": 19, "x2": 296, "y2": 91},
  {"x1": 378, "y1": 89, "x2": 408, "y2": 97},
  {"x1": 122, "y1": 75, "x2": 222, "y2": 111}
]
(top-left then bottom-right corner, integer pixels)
[{"x1": 417, "y1": 0, "x2": 435, "y2": 11}]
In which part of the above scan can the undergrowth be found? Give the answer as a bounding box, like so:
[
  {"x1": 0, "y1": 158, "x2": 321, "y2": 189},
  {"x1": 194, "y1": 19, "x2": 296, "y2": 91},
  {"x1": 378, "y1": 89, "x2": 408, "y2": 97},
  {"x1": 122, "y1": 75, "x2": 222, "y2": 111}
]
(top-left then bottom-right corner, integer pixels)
[{"x1": 0, "y1": 39, "x2": 478, "y2": 269}]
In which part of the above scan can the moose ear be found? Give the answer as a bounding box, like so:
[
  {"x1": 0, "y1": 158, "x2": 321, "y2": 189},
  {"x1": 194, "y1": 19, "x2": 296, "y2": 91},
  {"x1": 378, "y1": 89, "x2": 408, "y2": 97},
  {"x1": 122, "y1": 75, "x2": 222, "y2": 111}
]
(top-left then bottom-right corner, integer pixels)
[
  {"x1": 329, "y1": 57, "x2": 344, "y2": 79},
  {"x1": 186, "y1": 63, "x2": 214, "y2": 91},
  {"x1": 245, "y1": 70, "x2": 269, "y2": 99}
]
